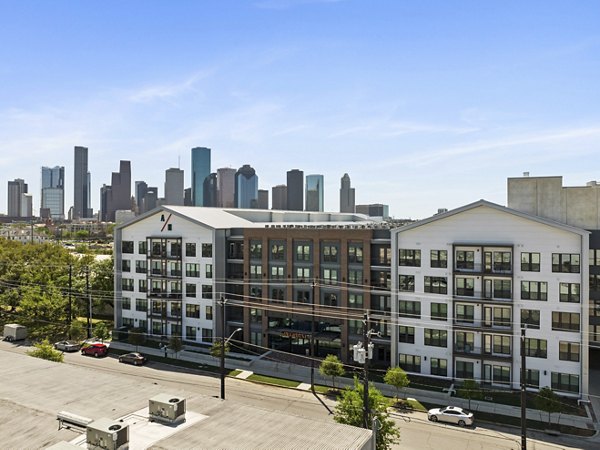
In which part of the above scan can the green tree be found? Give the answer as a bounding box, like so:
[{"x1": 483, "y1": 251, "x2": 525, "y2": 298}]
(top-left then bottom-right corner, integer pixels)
[
  {"x1": 169, "y1": 336, "x2": 183, "y2": 359},
  {"x1": 69, "y1": 320, "x2": 86, "y2": 341},
  {"x1": 210, "y1": 340, "x2": 230, "y2": 358},
  {"x1": 319, "y1": 354, "x2": 345, "y2": 389},
  {"x1": 384, "y1": 366, "x2": 410, "y2": 401},
  {"x1": 334, "y1": 377, "x2": 400, "y2": 450},
  {"x1": 457, "y1": 379, "x2": 483, "y2": 410},
  {"x1": 535, "y1": 387, "x2": 562, "y2": 426},
  {"x1": 128, "y1": 328, "x2": 146, "y2": 352},
  {"x1": 27, "y1": 339, "x2": 64, "y2": 363},
  {"x1": 94, "y1": 322, "x2": 110, "y2": 343}
]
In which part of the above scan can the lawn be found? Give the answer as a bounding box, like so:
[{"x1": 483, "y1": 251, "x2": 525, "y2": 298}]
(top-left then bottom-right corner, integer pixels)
[{"x1": 247, "y1": 374, "x2": 301, "y2": 388}]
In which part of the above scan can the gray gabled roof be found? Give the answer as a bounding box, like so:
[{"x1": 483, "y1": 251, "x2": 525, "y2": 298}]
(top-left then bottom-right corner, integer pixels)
[{"x1": 392, "y1": 199, "x2": 590, "y2": 237}]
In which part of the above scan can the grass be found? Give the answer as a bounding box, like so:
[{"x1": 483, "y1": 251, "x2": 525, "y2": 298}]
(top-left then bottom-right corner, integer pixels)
[
  {"x1": 229, "y1": 369, "x2": 242, "y2": 377},
  {"x1": 247, "y1": 374, "x2": 300, "y2": 388}
]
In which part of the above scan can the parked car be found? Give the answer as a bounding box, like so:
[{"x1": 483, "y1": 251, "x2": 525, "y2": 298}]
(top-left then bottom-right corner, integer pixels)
[
  {"x1": 81, "y1": 343, "x2": 108, "y2": 357},
  {"x1": 118, "y1": 352, "x2": 147, "y2": 366},
  {"x1": 54, "y1": 340, "x2": 81, "y2": 352},
  {"x1": 427, "y1": 406, "x2": 474, "y2": 427}
]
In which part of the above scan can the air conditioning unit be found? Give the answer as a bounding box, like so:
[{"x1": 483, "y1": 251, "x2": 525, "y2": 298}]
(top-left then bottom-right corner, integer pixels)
[
  {"x1": 86, "y1": 418, "x2": 129, "y2": 450},
  {"x1": 148, "y1": 394, "x2": 186, "y2": 424}
]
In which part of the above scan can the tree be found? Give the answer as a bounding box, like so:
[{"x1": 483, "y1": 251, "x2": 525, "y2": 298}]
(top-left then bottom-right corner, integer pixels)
[
  {"x1": 128, "y1": 328, "x2": 146, "y2": 352},
  {"x1": 334, "y1": 377, "x2": 400, "y2": 450},
  {"x1": 384, "y1": 366, "x2": 410, "y2": 401},
  {"x1": 69, "y1": 320, "x2": 86, "y2": 341},
  {"x1": 319, "y1": 354, "x2": 345, "y2": 389},
  {"x1": 169, "y1": 336, "x2": 183, "y2": 359},
  {"x1": 535, "y1": 387, "x2": 562, "y2": 426},
  {"x1": 210, "y1": 340, "x2": 230, "y2": 358},
  {"x1": 457, "y1": 379, "x2": 482, "y2": 410},
  {"x1": 27, "y1": 339, "x2": 64, "y2": 363},
  {"x1": 94, "y1": 322, "x2": 110, "y2": 343}
]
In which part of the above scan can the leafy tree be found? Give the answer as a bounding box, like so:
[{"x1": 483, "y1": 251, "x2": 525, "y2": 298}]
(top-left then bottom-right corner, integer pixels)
[
  {"x1": 69, "y1": 320, "x2": 86, "y2": 341},
  {"x1": 457, "y1": 379, "x2": 483, "y2": 410},
  {"x1": 334, "y1": 377, "x2": 400, "y2": 450},
  {"x1": 94, "y1": 322, "x2": 110, "y2": 343},
  {"x1": 210, "y1": 339, "x2": 231, "y2": 358},
  {"x1": 535, "y1": 387, "x2": 562, "y2": 426},
  {"x1": 384, "y1": 366, "x2": 410, "y2": 401},
  {"x1": 128, "y1": 328, "x2": 146, "y2": 352},
  {"x1": 319, "y1": 354, "x2": 345, "y2": 389},
  {"x1": 169, "y1": 336, "x2": 183, "y2": 359},
  {"x1": 27, "y1": 339, "x2": 64, "y2": 363}
]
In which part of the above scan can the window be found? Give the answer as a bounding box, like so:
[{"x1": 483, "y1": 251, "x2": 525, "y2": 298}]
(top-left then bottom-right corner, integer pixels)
[
  {"x1": 186, "y1": 263, "x2": 199, "y2": 277},
  {"x1": 205, "y1": 264, "x2": 213, "y2": 278},
  {"x1": 138, "y1": 279, "x2": 147, "y2": 293},
  {"x1": 455, "y1": 277, "x2": 474, "y2": 296},
  {"x1": 295, "y1": 267, "x2": 311, "y2": 281},
  {"x1": 170, "y1": 242, "x2": 181, "y2": 258},
  {"x1": 205, "y1": 305, "x2": 213, "y2": 320},
  {"x1": 493, "y1": 252, "x2": 512, "y2": 273},
  {"x1": 524, "y1": 338, "x2": 547, "y2": 358},
  {"x1": 399, "y1": 300, "x2": 420, "y2": 318},
  {"x1": 399, "y1": 249, "x2": 421, "y2": 267},
  {"x1": 250, "y1": 286, "x2": 262, "y2": 299},
  {"x1": 430, "y1": 250, "x2": 447, "y2": 268},
  {"x1": 170, "y1": 261, "x2": 181, "y2": 276},
  {"x1": 186, "y1": 304, "x2": 200, "y2": 318},
  {"x1": 431, "y1": 303, "x2": 447, "y2": 320},
  {"x1": 455, "y1": 250, "x2": 474, "y2": 270},
  {"x1": 322, "y1": 268, "x2": 338, "y2": 284},
  {"x1": 526, "y1": 369, "x2": 540, "y2": 389},
  {"x1": 552, "y1": 312, "x2": 580, "y2": 332},
  {"x1": 295, "y1": 289, "x2": 311, "y2": 304},
  {"x1": 122, "y1": 278, "x2": 134, "y2": 291},
  {"x1": 202, "y1": 243, "x2": 213, "y2": 258},
  {"x1": 295, "y1": 243, "x2": 311, "y2": 262},
  {"x1": 122, "y1": 297, "x2": 131, "y2": 310},
  {"x1": 455, "y1": 331, "x2": 475, "y2": 353},
  {"x1": 170, "y1": 302, "x2": 182, "y2": 317},
  {"x1": 202, "y1": 284, "x2": 213, "y2": 299},
  {"x1": 551, "y1": 372, "x2": 579, "y2": 393},
  {"x1": 521, "y1": 252, "x2": 540, "y2": 272},
  {"x1": 121, "y1": 259, "x2": 131, "y2": 272},
  {"x1": 202, "y1": 328, "x2": 213, "y2": 342},
  {"x1": 399, "y1": 326, "x2": 415, "y2": 343},
  {"x1": 560, "y1": 283, "x2": 580, "y2": 303},
  {"x1": 591, "y1": 249, "x2": 600, "y2": 267},
  {"x1": 591, "y1": 274, "x2": 600, "y2": 291},
  {"x1": 186, "y1": 243, "x2": 196, "y2": 257},
  {"x1": 322, "y1": 292, "x2": 338, "y2": 306},
  {"x1": 271, "y1": 288, "x2": 285, "y2": 302},
  {"x1": 424, "y1": 329, "x2": 447, "y2": 347},
  {"x1": 348, "y1": 319, "x2": 364, "y2": 335},
  {"x1": 135, "y1": 298, "x2": 147, "y2": 312},
  {"x1": 122, "y1": 241, "x2": 134, "y2": 253},
  {"x1": 348, "y1": 269, "x2": 363, "y2": 285},
  {"x1": 493, "y1": 366, "x2": 511, "y2": 385},
  {"x1": 399, "y1": 275, "x2": 414, "y2": 292},
  {"x1": 424, "y1": 276, "x2": 447, "y2": 294},
  {"x1": 521, "y1": 281, "x2": 547, "y2": 301},
  {"x1": 186, "y1": 326, "x2": 197, "y2": 340},
  {"x1": 270, "y1": 242, "x2": 285, "y2": 260},
  {"x1": 348, "y1": 293, "x2": 364, "y2": 309},
  {"x1": 348, "y1": 243, "x2": 363, "y2": 263},
  {"x1": 492, "y1": 279, "x2": 511, "y2": 299},
  {"x1": 185, "y1": 283, "x2": 196, "y2": 298},
  {"x1": 170, "y1": 281, "x2": 181, "y2": 293},
  {"x1": 136, "y1": 260, "x2": 147, "y2": 274},
  {"x1": 559, "y1": 341, "x2": 580, "y2": 362},
  {"x1": 399, "y1": 354, "x2": 421, "y2": 373},
  {"x1": 430, "y1": 358, "x2": 447, "y2": 376},
  {"x1": 374, "y1": 247, "x2": 391, "y2": 265},
  {"x1": 122, "y1": 317, "x2": 134, "y2": 327},
  {"x1": 322, "y1": 244, "x2": 339, "y2": 263},
  {"x1": 455, "y1": 360, "x2": 474, "y2": 379},
  {"x1": 151, "y1": 241, "x2": 165, "y2": 257},
  {"x1": 521, "y1": 309, "x2": 540, "y2": 329},
  {"x1": 138, "y1": 241, "x2": 147, "y2": 254},
  {"x1": 493, "y1": 335, "x2": 511, "y2": 355},
  {"x1": 250, "y1": 240, "x2": 262, "y2": 259},
  {"x1": 552, "y1": 253, "x2": 580, "y2": 273},
  {"x1": 455, "y1": 304, "x2": 474, "y2": 323},
  {"x1": 250, "y1": 308, "x2": 262, "y2": 324},
  {"x1": 270, "y1": 266, "x2": 285, "y2": 280}
]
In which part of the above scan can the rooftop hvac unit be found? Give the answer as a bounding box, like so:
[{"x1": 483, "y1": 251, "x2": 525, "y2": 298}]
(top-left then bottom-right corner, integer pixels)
[
  {"x1": 148, "y1": 394, "x2": 186, "y2": 425},
  {"x1": 86, "y1": 418, "x2": 129, "y2": 450}
]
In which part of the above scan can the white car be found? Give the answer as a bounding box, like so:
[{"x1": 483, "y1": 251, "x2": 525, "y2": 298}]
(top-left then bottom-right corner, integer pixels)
[
  {"x1": 54, "y1": 340, "x2": 81, "y2": 352},
  {"x1": 427, "y1": 406, "x2": 474, "y2": 427}
]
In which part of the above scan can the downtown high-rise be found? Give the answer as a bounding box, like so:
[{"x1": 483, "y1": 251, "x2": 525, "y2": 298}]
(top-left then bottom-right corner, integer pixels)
[
  {"x1": 191, "y1": 147, "x2": 211, "y2": 206},
  {"x1": 286, "y1": 169, "x2": 303, "y2": 211},
  {"x1": 41, "y1": 166, "x2": 65, "y2": 220},
  {"x1": 340, "y1": 173, "x2": 355, "y2": 213},
  {"x1": 73, "y1": 146, "x2": 91, "y2": 219},
  {"x1": 305, "y1": 174, "x2": 324, "y2": 212}
]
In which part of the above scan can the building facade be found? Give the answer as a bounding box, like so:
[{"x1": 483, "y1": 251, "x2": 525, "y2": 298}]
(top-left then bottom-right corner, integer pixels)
[
  {"x1": 391, "y1": 200, "x2": 589, "y2": 397},
  {"x1": 340, "y1": 173, "x2": 355, "y2": 213},
  {"x1": 41, "y1": 166, "x2": 65, "y2": 220},
  {"x1": 203, "y1": 173, "x2": 218, "y2": 207},
  {"x1": 7, "y1": 178, "x2": 28, "y2": 217},
  {"x1": 305, "y1": 174, "x2": 324, "y2": 212},
  {"x1": 217, "y1": 167, "x2": 236, "y2": 208},
  {"x1": 257, "y1": 189, "x2": 269, "y2": 209},
  {"x1": 272, "y1": 185, "x2": 287, "y2": 210},
  {"x1": 235, "y1": 165, "x2": 258, "y2": 209},
  {"x1": 165, "y1": 168, "x2": 184, "y2": 206},
  {"x1": 286, "y1": 169, "x2": 304, "y2": 211},
  {"x1": 73, "y1": 146, "x2": 90, "y2": 219},
  {"x1": 100, "y1": 161, "x2": 132, "y2": 222},
  {"x1": 191, "y1": 147, "x2": 211, "y2": 206}
]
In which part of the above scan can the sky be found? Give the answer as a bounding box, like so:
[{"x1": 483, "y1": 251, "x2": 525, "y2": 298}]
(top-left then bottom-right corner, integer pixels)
[{"x1": 1, "y1": 0, "x2": 599, "y2": 219}]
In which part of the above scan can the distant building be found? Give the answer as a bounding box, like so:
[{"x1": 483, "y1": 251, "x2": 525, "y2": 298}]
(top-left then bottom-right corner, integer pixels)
[
  {"x1": 100, "y1": 161, "x2": 132, "y2": 222},
  {"x1": 184, "y1": 187, "x2": 193, "y2": 206},
  {"x1": 143, "y1": 187, "x2": 158, "y2": 213},
  {"x1": 135, "y1": 181, "x2": 148, "y2": 214},
  {"x1": 217, "y1": 167, "x2": 236, "y2": 208},
  {"x1": 257, "y1": 189, "x2": 269, "y2": 209},
  {"x1": 165, "y1": 168, "x2": 184, "y2": 206},
  {"x1": 203, "y1": 173, "x2": 218, "y2": 207},
  {"x1": 191, "y1": 147, "x2": 211, "y2": 206},
  {"x1": 73, "y1": 146, "x2": 91, "y2": 219},
  {"x1": 7, "y1": 178, "x2": 28, "y2": 217},
  {"x1": 271, "y1": 184, "x2": 287, "y2": 210},
  {"x1": 305, "y1": 174, "x2": 324, "y2": 212},
  {"x1": 286, "y1": 169, "x2": 303, "y2": 211},
  {"x1": 235, "y1": 165, "x2": 258, "y2": 209},
  {"x1": 356, "y1": 203, "x2": 389, "y2": 219},
  {"x1": 340, "y1": 173, "x2": 355, "y2": 213},
  {"x1": 40, "y1": 166, "x2": 65, "y2": 220}
]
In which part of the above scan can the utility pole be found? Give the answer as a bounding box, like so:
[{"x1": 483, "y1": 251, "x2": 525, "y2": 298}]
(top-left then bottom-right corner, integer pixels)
[
  {"x1": 220, "y1": 295, "x2": 227, "y2": 400},
  {"x1": 310, "y1": 278, "x2": 317, "y2": 390},
  {"x1": 363, "y1": 313, "x2": 370, "y2": 429},
  {"x1": 85, "y1": 267, "x2": 92, "y2": 339},
  {"x1": 68, "y1": 264, "x2": 72, "y2": 327},
  {"x1": 521, "y1": 326, "x2": 527, "y2": 450}
]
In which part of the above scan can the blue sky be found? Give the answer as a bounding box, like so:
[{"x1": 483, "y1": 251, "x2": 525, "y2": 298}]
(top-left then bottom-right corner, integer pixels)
[{"x1": 1, "y1": 0, "x2": 599, "y2": 218}]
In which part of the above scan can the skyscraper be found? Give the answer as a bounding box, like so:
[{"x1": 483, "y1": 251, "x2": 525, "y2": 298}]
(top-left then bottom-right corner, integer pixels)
[
  {"x1": 339, "y1": 173, "x2": 355, "y2": 213},
  {"x1": 287, "y1": 169, "x2": 304, "y2": 211},
  {"x1": 235, "y1": 164, "x2": 258, "y2": 209},
  {"x1": 7, "y1": 178, "x2": 28, "y2": 217},
  {"x1": 165, "y1": 168, "x2": 184, "y2": 206},
  {"x1": 203, "y1": 173, "x2": 218, "y2": 207},
  {"x1": 191, "y1": 147, "x2": 211, "y2": 206},
  {"x1": 41, "y1": 166, "x2": 65, "y2": 220},
  {"x1": 135, "y1": 181, "x2": 148, "y2": 214},
  {"x1": 305, "y1": 174, "x2": 324, "y2": 212},
  {"x1": 272, "y1": 185, "x2": 287, "y2": 210},
  {"x1": 257, "y1": 189, "x2": 269, "y2": 209},
  {"x1": 217, "y1": 167, "x2": 236, "y2": 208},
  {"x1": 100, "y1": 161, "x2": 132, "y2": 222},
  {"x1": 73, "y1": 146, "x2": 90, "y2": 219}
]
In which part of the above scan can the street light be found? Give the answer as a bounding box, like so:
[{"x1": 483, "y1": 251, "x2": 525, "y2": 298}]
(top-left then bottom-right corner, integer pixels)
[{"x1": 220, "y1": 327, "x2": 242, "y2": 400}]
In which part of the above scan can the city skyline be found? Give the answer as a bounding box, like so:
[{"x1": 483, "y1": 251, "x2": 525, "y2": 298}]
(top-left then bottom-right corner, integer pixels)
[{"x1": 1, "y1": 1, "x2": 599, "y2": 219}]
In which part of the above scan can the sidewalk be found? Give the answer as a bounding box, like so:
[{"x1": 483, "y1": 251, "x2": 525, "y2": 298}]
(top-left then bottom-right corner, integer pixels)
[{"x1": 111, "y1": 342, "x2": 598, "y2": 434}]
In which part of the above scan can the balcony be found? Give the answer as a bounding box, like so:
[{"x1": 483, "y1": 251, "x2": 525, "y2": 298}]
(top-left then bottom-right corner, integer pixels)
[
  {"x1": 453, "y1": 344, "x2": 480, "y2": 356},
  {"x1": 147, "y1": 290, "x2": 182, "y2": 300}
]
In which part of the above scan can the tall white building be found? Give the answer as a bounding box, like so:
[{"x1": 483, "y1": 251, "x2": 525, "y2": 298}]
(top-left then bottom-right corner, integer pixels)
[
  {"x1": 41, "y1": 166, "x2": 65, "y2": 220},
  {"x1": 391, "y1": 200, "x2": 589, "y2": 397}
]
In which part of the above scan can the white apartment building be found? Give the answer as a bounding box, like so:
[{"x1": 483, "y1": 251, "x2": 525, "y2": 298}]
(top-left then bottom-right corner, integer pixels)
[{"x1": 391, "y1": 200, "x2": 589, "y2": 397}]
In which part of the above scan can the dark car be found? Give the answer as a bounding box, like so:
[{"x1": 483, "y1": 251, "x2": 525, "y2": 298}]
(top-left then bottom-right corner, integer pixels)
[
  {"x1": 81, "y1": 343, "x2": 108, "y2": 357},
  {"x1": 118, "y1": 352, "x2": 147, "y2": 366},
  {"x1": 54, "y1": 340, "x2": 81, "y2": 352}
]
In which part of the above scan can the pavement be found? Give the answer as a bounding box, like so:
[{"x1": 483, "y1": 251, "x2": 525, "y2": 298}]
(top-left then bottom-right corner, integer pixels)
[{"x1": 112, "y1": 341, "x2": 599, "y2": 436}]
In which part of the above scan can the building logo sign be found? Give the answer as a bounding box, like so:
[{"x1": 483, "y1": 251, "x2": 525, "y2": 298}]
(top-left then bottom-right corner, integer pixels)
[
  {"x1": 160, "y1": 213, "x2": 173, "y2": 232},
  {"x1": 281, "y1": 331, "x2": 311, "y2": 340}
]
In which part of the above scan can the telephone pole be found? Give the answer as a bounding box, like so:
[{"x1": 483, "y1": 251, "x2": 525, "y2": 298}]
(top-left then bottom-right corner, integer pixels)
[
  {"x1": 363, "y1": 313, "x2": 370, "y2": 429},
  {"x1": 520, "y1": 326, "x2": 527, "y2": 450}
]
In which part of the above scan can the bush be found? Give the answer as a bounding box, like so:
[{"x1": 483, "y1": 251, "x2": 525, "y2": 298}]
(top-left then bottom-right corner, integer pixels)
[{"x1": 27, "y1": 339, "x2": 64, "y2": 363}]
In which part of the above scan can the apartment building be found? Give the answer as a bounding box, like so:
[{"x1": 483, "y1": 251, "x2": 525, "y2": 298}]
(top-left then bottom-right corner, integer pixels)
[{"x1": 391, "y1": 200, "x2": 589, "y2": 397}]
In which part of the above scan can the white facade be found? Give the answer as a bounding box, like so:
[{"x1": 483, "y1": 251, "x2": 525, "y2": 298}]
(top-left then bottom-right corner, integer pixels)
[{"x1": 391, "y1": 200, "x2": 589, "y2": 397}]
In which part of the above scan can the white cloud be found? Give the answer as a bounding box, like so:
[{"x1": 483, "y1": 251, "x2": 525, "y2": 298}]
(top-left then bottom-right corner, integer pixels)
[{"x1": 127, "y1": 70, "x2": 214, "y2": 103}]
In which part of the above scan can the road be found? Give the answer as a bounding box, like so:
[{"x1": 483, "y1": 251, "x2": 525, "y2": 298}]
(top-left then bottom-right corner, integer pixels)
[{"x1": 2, "y1": 342, "x2": 592, "y2": 449}]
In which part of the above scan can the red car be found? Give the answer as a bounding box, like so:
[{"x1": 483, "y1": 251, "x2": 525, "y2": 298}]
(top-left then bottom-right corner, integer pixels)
[{"x1": 81, "y1": 343, "x2": 108, "y2": 357}]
